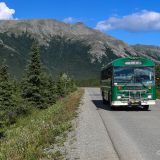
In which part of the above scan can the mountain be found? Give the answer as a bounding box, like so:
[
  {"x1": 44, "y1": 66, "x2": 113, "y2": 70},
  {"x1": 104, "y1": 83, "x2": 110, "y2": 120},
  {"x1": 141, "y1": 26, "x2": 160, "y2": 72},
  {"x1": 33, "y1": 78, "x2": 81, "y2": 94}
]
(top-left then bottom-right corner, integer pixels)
[
  {"x1": 132, "y1": 44, "x2": 160, "y2": 63},
  {"x1": 0, "y1": 19, "x2": 159, "y2": 79}
]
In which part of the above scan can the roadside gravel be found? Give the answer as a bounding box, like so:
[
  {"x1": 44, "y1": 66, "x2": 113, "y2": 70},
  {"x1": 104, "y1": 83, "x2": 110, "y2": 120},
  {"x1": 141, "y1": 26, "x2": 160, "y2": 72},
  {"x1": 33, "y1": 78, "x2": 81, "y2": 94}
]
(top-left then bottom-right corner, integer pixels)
[{"x1": 65, "y1": 88, "x2": 119, "y2": 160}]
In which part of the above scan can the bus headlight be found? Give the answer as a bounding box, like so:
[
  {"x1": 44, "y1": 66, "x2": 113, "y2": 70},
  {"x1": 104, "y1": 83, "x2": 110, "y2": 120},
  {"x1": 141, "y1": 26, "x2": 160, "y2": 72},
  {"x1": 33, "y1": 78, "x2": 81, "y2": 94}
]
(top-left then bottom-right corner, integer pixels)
[
  {"x1": 117, "y1": 95, "x2": 121, "y2": 99},
  {"x1": 148, "y1": 95, "x2": 152, "y2": 99}
]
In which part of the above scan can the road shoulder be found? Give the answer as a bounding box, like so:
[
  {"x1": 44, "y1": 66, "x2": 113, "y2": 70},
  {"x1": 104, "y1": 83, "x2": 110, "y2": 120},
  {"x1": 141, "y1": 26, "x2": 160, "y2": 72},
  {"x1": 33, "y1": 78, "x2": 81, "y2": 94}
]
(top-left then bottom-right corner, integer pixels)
[{"x1": 65, "y1": 88, "x2": 119, "y2": 160}]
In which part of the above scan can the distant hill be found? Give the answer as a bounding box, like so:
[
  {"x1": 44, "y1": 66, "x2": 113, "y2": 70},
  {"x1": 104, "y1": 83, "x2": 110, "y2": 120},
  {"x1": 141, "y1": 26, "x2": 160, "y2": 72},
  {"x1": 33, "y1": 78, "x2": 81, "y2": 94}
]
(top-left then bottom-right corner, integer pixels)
[{"x1": 0, "y1": 19, "x2": 159, "y2": 79}]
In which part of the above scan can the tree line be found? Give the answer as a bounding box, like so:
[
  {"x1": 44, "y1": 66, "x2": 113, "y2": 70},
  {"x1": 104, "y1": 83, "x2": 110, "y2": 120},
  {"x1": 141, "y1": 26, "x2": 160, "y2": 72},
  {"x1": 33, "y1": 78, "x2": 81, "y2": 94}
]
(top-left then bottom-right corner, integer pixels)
[{"x1": 0, "y1": 43, "x2": 76, "y2": 138}]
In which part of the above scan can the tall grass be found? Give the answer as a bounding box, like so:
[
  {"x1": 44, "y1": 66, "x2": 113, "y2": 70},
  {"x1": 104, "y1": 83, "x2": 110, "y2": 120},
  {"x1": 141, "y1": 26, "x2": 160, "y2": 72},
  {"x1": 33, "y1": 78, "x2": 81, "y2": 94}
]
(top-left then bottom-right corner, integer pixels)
[{"x1": 0, "y1": 89, "x2": 84, "y2": 160}]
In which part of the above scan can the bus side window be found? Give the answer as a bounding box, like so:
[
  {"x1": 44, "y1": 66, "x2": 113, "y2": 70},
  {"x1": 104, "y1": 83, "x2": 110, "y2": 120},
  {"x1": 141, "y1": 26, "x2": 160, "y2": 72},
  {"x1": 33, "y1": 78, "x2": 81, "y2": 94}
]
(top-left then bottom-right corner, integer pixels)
[
  {"x1": 107, "y1": 69, "x2": 112, "y2": 79},
  {"x1": 108, "y1": 68, "x2": 112, "y2": 86},
  {"x1": 101, "y1": 67, "x2": 112, "y2": 81}
]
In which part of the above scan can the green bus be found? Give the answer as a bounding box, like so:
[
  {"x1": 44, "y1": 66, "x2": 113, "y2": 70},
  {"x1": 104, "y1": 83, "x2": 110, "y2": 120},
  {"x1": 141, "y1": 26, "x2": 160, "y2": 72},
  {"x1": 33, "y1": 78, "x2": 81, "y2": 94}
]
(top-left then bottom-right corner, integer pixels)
[{"x1": 101, "y1": 57, "x2": 156, "y2": 110}]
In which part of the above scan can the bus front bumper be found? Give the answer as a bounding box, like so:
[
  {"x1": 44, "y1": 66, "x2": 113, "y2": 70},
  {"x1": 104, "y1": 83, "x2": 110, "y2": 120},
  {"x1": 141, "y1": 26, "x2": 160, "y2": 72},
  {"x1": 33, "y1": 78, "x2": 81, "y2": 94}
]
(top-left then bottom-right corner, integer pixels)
[{"x1": 111, "y1": 100, "x2": 156, "y2": 106}]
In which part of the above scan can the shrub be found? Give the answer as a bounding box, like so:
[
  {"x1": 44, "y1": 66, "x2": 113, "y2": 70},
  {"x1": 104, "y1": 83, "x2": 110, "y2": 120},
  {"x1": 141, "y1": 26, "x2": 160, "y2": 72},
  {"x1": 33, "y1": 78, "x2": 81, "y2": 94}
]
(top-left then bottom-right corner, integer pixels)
[{"x1": 56, "y1": 73, "x2": 76, "y2": 97}]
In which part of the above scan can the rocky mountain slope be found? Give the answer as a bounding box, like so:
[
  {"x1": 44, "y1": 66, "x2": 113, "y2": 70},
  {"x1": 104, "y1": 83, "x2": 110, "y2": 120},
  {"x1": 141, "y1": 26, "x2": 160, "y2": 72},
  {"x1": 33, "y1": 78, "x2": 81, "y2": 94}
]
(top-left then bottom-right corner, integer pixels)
[
  {"x1": 132, "y1": 44, "x2": 160, "y2": 63},
  {"x1": 0, "y1": 19, "x2": 159, "y2": 79}
]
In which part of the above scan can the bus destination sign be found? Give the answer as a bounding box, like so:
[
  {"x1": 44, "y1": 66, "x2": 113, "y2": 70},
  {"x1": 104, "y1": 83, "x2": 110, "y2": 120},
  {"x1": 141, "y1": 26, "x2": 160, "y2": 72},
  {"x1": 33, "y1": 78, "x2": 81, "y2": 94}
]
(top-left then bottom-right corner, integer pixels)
[{"x1": 125, "y1": 61, "x2": 142, "y2": 65}]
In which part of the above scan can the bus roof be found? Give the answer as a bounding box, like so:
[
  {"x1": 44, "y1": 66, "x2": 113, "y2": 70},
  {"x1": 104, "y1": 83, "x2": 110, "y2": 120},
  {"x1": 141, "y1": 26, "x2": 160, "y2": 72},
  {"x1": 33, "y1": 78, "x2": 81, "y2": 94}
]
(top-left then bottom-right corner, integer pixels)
[{"x1": 102, "y1": 57, "x2": 155, "y2": 70}]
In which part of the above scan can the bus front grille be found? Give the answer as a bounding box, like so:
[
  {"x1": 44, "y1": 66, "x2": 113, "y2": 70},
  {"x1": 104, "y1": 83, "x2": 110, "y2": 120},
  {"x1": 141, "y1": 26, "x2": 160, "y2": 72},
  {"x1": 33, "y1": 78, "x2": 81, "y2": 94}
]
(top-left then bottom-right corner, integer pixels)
[{"x1": 120, "y1": 90, "x2": 147, "y2": 101}]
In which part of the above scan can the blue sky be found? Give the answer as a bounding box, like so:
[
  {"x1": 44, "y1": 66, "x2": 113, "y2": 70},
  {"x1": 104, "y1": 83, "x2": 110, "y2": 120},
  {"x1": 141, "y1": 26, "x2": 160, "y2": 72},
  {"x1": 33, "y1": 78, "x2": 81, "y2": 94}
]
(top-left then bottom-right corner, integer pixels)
[{"x1": 1, "y1": 0, "x2": 160, "y2": 45}]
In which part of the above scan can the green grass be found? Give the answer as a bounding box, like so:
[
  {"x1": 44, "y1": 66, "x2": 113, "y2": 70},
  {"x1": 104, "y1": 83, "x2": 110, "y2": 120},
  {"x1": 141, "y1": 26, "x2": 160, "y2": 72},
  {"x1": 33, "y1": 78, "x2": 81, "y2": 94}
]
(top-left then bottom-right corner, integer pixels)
[
  {"x1": 76, "y1": 79, "x2": 100, "y2": 87},
  {"x1": 0, "y1": 89, "x2": 84, "y2": 160}
]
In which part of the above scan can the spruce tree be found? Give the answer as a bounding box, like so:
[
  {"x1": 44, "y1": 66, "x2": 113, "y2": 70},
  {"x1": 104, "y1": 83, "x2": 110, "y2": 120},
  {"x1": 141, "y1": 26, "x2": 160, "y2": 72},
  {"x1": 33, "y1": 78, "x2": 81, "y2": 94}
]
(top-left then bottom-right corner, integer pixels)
[
  {"x1": 0, "y1": 63, "x2": 15, "y2": 133},
  {"x1": 40, "y1": 72, "x2": 57, "y2": 105},
  {"x1": 21, "y1": 42, "x2": 45, "y2": 108},
  {"x1": 0, "y1": 64, "x2": 14, "y2": 112},
  {"x1": 48, "y1": 76, "x2": 58, "y2": 103}
]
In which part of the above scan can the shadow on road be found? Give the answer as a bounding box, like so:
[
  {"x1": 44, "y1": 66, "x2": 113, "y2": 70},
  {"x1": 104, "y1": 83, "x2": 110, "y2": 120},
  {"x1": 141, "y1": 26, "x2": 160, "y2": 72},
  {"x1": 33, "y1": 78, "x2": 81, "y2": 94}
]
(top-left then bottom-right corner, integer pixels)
[{"x1": 92, "y1": 100, "x2": 151, "y2": 112}]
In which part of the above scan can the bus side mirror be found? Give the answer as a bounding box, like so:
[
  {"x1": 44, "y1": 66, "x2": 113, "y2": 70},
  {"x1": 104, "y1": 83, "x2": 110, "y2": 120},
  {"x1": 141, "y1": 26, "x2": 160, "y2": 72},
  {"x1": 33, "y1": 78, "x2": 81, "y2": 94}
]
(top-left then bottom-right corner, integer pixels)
[{"x1": 106, "y1": 75, "x2": 111, "y2": 79}]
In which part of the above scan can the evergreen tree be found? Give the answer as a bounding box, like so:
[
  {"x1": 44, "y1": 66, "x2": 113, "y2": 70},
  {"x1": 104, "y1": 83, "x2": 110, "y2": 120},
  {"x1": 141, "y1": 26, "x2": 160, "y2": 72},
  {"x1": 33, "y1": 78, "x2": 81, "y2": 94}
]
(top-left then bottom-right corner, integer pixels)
[
  {"x1": 56, "y1": 73, "x2": 68, "y2": 97},
  {"x1": 48, "y1": 76, "x2": 58, "y2": 103},
  {"x1": 0, "y1": 64, "x2": 14, "y2": 112},
  {"x1": 0, "y1": 63, "x2": 15, "y2": 135},
  {"x1": 21, "y1": 42, "x2": 45, "y2": 108},
  {"x1": 40, "y1": 72, "x2": 57, "y2": 105}
]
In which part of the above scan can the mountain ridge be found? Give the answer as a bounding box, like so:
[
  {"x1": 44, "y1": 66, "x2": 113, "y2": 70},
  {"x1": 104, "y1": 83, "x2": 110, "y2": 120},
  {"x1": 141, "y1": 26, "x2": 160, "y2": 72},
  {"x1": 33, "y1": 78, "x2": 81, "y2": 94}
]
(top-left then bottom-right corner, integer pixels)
[{"x1": 0, "y1": 19, "x2": 159, "y2": 79}]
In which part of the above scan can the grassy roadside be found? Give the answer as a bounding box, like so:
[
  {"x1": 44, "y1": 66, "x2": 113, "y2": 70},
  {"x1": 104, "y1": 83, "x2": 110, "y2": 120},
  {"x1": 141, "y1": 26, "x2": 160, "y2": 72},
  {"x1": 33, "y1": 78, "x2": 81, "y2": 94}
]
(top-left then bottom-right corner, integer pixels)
[
  {"x1": 0, "y1": 89, "x2": 84, "y2": 160},
  {"x1": 76, "y1": 79, "x2": 100, "y2": 87}
]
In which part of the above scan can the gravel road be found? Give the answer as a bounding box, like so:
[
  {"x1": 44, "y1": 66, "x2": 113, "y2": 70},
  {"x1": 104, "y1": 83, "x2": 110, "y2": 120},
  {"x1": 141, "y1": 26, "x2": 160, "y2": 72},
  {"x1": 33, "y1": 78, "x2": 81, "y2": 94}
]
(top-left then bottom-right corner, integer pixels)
[{"x1": 67, "y1": 88, "x2": 160, "y2": 160}]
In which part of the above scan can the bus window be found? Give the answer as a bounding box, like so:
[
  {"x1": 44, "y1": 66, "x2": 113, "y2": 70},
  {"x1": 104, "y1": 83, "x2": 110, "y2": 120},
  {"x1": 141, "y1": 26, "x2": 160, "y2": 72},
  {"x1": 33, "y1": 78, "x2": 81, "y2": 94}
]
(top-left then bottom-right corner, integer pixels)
[
  {"x1": 114, "y1": 66, "x2": 155, "y2": 85},
  {"x1": 101, "y1": 67, "x2": 112, "y2": 80}
]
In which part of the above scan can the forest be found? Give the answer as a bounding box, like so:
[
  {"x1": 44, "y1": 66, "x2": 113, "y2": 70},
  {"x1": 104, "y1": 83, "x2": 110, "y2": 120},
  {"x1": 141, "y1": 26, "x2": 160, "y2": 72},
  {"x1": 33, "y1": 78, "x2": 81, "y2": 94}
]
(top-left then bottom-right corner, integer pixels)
[{"x1": 0, "y1": 42, "x2": 77, "y2": 139}]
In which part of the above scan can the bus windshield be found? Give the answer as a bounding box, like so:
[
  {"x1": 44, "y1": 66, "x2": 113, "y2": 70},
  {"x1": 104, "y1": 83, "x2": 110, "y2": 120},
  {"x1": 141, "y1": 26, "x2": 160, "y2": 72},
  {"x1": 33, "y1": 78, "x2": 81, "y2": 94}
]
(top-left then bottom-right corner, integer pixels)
[{"x1": 114, "y1": 67, "x2": 155, "y2": 86}]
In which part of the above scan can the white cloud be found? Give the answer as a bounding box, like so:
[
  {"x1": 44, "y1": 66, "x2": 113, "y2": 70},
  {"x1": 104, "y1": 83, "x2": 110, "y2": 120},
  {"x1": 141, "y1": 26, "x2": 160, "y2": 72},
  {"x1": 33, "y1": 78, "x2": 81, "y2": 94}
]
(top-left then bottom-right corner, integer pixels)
[
  {"x1": 63, "y1": 17, "x2": 78, "y2": 24},
  {"x1": 0, "y1": 2, "x2": 15, "y2": 20},
  {"x1": 96, "y1": 10, "x2": 160, "y2": 32}
]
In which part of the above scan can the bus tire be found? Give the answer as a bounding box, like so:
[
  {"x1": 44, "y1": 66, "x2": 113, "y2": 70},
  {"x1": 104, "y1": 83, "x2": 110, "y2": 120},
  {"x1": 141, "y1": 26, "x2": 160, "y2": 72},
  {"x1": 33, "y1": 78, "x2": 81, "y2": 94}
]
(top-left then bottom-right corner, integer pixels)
[
  {"x1": 103, "y1": 99, "x2": 107, "y2": 104},
  {"x1": 143, "y1": 105, "x2": 149, "y2": 111},
  {"x1": 108, "y1": 91, "x2": 112, "y2": 107},
  {"x1": 102, "y1": 92, "x2": 107, "y2": 104},
  {"x1": 110, "y1": 105, "x2": 115, "y2": 110}
]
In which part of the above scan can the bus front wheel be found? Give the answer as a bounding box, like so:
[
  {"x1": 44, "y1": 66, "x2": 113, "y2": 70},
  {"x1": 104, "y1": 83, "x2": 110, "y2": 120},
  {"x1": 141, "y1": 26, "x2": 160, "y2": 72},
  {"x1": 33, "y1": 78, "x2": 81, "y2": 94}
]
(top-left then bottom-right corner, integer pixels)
[
  {"x1": 143, "y1": 105, "x2": 149, "y2": 111},
  {"x1": 110, "y1": 105, "x2": 116, "y2": 110},
  {"x1": 102, "y1": 92, "x2": 107, "y2": 104},
  {"x1": 102, "y1": 97, "x2": 107, "y2": 104}
]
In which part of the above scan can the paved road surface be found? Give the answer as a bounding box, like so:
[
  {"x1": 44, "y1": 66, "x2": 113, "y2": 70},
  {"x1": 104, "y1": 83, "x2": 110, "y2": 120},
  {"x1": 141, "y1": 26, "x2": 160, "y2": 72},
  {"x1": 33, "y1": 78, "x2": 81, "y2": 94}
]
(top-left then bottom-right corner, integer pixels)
[{"x1": 76, "y1": 88, "x2": 160, "y2": 160}]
